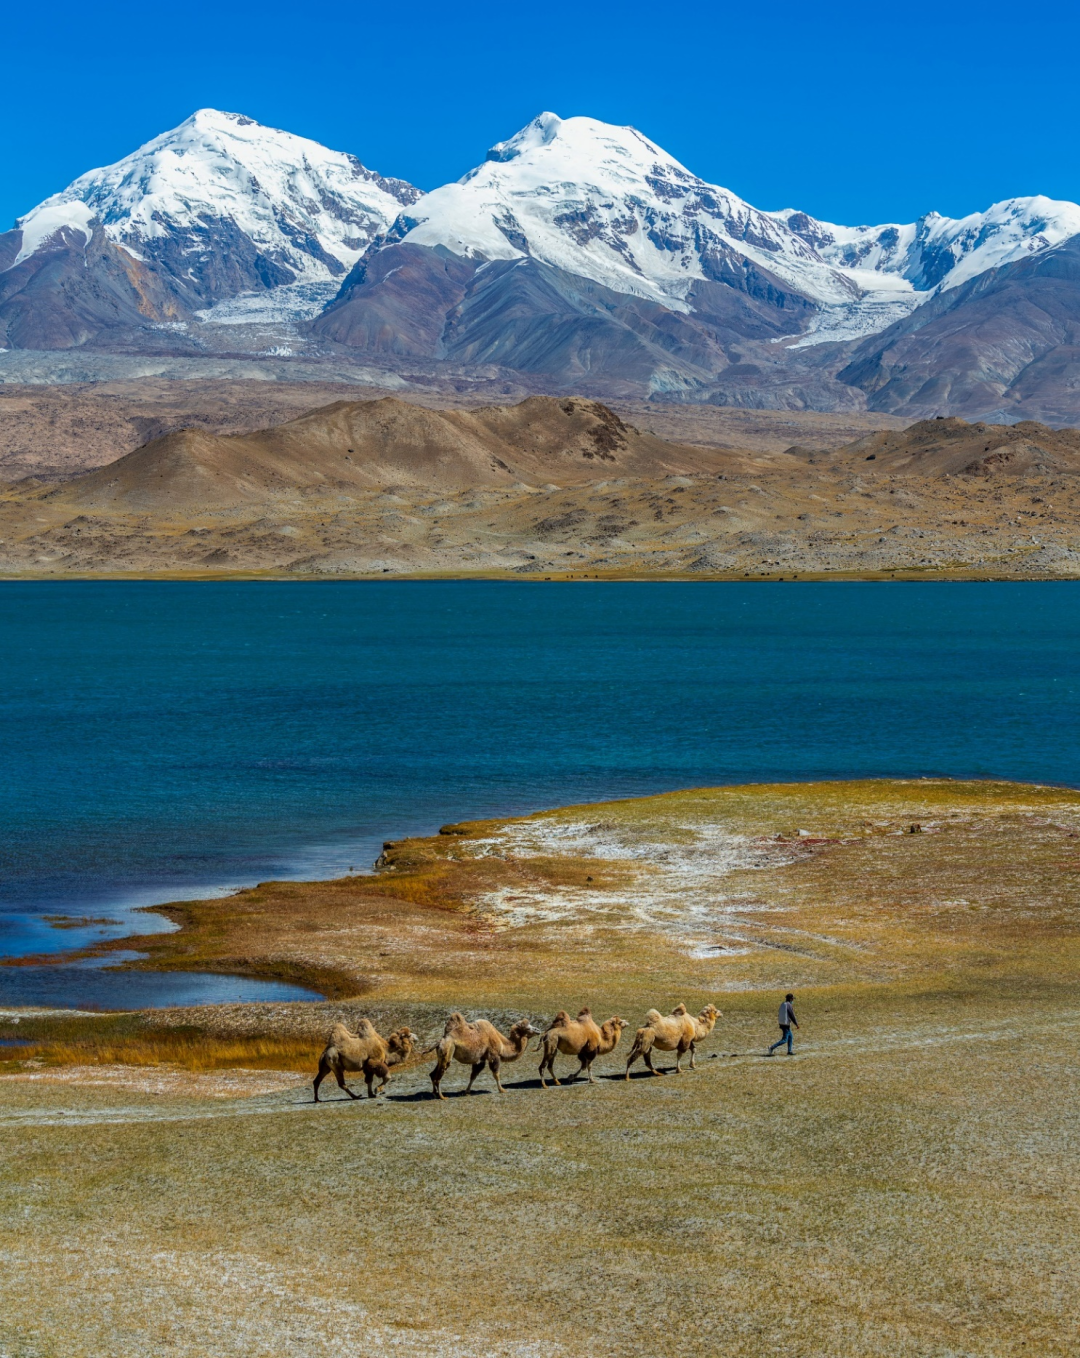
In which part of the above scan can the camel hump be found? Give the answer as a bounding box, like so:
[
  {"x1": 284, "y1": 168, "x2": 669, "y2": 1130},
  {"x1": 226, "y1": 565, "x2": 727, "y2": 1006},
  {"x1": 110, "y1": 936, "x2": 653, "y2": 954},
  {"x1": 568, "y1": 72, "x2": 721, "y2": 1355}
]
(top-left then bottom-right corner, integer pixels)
[
  {"x1": 550, "y1": 1010, "x2": 572, "y2": 1026},
  {"x1": 670, "y1": 1003, "x2": 688, "y2": 1015},
  {"x1": 576, "y1": 1006, "x2": 593, "y2": 1019},
  {"x1": 443, "y1": 1011, "x2": 468, "y2": 1033},
  {"x1": 645, "y1": 1009, "x2": 663, "y2": 1024},
  {"x1": 327, "y1": 1022, "x2": 354, "y2": 1045}
]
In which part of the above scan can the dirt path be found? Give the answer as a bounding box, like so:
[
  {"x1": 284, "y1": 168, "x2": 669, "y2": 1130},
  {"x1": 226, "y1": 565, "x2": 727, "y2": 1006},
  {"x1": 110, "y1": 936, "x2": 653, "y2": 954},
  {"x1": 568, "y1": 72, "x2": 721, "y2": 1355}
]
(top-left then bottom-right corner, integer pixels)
[{"x1": 3, "y1": 1010, "x2": 1074, "y2": 1128}]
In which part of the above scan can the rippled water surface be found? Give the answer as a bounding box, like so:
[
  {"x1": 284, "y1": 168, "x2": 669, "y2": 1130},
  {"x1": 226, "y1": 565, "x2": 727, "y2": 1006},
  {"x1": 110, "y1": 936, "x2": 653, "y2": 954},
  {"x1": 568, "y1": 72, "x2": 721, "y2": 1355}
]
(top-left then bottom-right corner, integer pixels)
[{"x1": 1, "y1": 579, "x2": 1078, "y2": 1005}]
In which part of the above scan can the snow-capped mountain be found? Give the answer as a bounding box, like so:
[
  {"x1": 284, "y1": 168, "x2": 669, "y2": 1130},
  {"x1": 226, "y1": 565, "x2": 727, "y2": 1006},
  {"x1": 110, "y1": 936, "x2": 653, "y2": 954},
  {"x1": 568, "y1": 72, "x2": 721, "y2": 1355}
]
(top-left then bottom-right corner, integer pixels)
[
  {"x1": 7, "y1": 107, "x2": 1080, "y2": 423},
  {"x1": 380, "y1": 112, "x2": 878, "y2": 313},
  {"x1": 12, "y1": 110, "x2": 420, "y2": 305},
  {"x1": 364, "y1": 113, "x2": 1080, "y2": 352}
]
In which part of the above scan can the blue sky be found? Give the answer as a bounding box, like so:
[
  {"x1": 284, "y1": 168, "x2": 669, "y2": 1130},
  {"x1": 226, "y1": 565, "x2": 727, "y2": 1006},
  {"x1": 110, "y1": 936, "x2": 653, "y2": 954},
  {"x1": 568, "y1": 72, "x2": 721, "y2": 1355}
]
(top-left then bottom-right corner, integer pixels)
[{"x1": 4, "y1": 0, "x2": 1078, "y2": 232}]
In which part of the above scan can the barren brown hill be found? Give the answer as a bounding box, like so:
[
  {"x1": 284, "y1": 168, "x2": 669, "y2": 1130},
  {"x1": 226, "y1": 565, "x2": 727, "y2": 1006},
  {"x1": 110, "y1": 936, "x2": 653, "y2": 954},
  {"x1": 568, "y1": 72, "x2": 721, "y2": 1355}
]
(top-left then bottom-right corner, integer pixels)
[
  {"x1": 818, "y1": 416, "x2": 1080, "y2": 477},
  {"x1": 58, "y1": 396, "x2": 742, "y2": 511},
  {"x1": 5, "y1": 397, "x2": 1080, "y2": 579}
]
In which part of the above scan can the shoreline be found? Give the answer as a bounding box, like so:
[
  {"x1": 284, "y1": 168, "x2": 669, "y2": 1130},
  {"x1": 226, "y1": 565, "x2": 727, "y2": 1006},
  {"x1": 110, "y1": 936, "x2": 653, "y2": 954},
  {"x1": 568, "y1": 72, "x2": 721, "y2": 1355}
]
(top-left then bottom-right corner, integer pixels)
[
  {"x1": 0, "y1": 568, "x2": 1078, "y2": 583},
  {"x1": 6, "y1": 773, "x2": 1080, "y2": 1011},
  {"x1": 10, "y1": 774, "x2": 1076, "y2": 1011}
]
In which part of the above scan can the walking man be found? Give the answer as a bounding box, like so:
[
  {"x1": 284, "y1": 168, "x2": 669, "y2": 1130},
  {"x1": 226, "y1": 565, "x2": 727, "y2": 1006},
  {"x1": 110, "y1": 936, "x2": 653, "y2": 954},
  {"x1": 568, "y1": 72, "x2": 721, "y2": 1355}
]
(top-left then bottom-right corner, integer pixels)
[{"x1": 767, "y1": 993, "x2": 799, "y2": 1055}]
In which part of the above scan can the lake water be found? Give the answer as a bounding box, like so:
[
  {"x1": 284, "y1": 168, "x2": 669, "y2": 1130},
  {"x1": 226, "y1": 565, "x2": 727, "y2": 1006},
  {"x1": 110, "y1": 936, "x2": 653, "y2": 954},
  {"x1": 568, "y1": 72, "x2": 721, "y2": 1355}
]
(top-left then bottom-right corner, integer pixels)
[{"x1": 2, "y1": 579, "x2": 1078, "y2": 1007}]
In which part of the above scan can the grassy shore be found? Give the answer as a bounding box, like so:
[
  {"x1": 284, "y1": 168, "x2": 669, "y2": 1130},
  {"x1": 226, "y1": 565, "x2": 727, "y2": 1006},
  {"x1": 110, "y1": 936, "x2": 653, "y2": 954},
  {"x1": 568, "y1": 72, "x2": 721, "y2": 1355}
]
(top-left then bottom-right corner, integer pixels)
[{"x1": 1, "y1": 778, "x2": 1077, "y2": 1355}]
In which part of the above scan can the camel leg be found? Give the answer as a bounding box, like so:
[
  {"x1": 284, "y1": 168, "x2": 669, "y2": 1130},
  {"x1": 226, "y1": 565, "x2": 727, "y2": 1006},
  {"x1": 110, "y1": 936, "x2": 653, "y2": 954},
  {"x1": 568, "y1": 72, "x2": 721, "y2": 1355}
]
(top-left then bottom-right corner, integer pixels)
[
  {"x1": 627, "y1": 1033, "x2": 658, "y2": 1079},
  {"x1": 313, "y1": 1055, "x2": 331, "y2": 1103},
  {"x1": 330, "y1": 1053, "x2": 364, "y2": 1097},
  {"x1": 689, "y1": 1041, "x2": 697, "y2": 1071},
  {"x1": 365, "y1": 1066, "x2": 390, "y2": 1099},
  {"x1": 539, "y1": 1043, "x2": 560, "y2": 1088},
  {"x1": 430, "y1": 1049, "x2": 450, "y2": 1100},
  {"x1": 489, "y1": 1054, "x2": 506, "y2": 1092},
  {"x1": 465, "y1": 1060, "x2": 486, "y2": 1093},
  {"x1": 585, "y1": 1054, "x2": 597, "y2": 1084}
]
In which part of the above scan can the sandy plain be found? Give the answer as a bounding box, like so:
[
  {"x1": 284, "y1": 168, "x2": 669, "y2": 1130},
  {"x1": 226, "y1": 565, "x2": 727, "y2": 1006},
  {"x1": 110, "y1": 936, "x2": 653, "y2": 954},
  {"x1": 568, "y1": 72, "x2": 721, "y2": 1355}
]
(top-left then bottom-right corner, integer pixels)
[{"x1": 1, "y1": 778, "x2": 1077, "y2": 1356}]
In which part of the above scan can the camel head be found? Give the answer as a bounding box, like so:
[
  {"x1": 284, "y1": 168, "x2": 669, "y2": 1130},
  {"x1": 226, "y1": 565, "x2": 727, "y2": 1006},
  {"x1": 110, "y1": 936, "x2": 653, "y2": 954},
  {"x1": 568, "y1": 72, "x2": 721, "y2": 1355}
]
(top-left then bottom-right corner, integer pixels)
[
  {"x1": 693, "y1": 1004, "x2": 722, "y2": 1038},
  {"x1": 600, "y1": 1016, "x2": 628, "y2": 1040},
  {"x1": 386, "y1": 1027, "x2": 418, "y2": 1063},
  {"x1": 506, "y1": 1019, "x2": 541, "y2": 1051}
]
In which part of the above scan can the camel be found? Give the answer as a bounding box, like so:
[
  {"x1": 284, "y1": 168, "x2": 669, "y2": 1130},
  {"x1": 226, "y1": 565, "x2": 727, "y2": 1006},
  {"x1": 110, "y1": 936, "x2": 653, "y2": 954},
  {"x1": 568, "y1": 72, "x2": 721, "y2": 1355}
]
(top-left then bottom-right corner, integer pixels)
[
  {"x1": 427, "y1": 1012, "x2": 539, "y2": 1100},
  {"x1": 313, "y1": 1019, "x2": 417, "y2": 1101},
  {"x1": 624, "y1": 1003, "x2": 721, "y2": 1078},
  {"x1": 360, "y1": 1027, "x2": 418, "y2": 1098},
  {"x1": 537, "y1": 1007, "x2": 628, "y2": 1087}
]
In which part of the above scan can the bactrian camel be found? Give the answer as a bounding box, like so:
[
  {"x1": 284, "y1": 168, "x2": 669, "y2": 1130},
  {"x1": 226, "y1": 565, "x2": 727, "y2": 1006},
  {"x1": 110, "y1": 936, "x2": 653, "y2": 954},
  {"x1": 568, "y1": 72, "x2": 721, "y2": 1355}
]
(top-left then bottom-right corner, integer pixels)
[
  {"x1": 360, "y1": 1026, "x2": 418, "y2": 1098},
  {"x1": 537, "y1": 1007, "x2": 628, "y2": 1087},
  {"x1": 624, "y1": 1003, "x2": 721, "y2": 1078},
  {"x1": 427, "y1": 1012, "x2": 539, "y2": 1100},
  {"x1": 313, "y1": 1019, "x2": 417, "y2": 1101}
]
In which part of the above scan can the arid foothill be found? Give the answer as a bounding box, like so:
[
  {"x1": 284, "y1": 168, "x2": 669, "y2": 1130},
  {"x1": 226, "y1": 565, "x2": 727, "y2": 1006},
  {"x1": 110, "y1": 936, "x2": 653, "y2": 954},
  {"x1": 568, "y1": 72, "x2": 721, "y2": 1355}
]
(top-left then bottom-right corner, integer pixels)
[{"x1": 2, "y1": 387, "x2": 1079, "y2": 577}]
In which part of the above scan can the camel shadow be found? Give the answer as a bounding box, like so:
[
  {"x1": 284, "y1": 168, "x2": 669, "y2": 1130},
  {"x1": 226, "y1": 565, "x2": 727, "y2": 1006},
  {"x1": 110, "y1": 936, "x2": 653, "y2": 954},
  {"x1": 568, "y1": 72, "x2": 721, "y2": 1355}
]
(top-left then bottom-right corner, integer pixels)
[
  {"x1": 601, "y1": 1067, "x2": 677, "y2": 1080},
  {"x1": 387, "y1": 1086, "x2": 495, "y2": 1102}
]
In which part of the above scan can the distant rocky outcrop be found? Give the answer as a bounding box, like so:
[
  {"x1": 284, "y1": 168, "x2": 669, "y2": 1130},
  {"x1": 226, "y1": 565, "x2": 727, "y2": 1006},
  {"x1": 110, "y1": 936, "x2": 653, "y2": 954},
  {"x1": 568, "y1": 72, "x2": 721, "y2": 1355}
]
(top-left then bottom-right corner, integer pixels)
[{"x1": 821, "y1": 414, "x2": 1080, "y2": 476}]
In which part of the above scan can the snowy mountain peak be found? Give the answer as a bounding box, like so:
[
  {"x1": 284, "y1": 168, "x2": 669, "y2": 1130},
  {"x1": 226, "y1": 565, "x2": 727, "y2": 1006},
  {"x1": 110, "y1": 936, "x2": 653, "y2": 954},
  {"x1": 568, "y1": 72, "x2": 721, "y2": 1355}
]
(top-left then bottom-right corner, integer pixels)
[
  {"x1": 13, "y1": 110, "x2": 421, "y2": 304},
  {"x1": 485, "y1": 111, "x2": 565, "y2": 161},
  {"x1": 389, "y1": 112, "x2": 867, "y2": 317}
]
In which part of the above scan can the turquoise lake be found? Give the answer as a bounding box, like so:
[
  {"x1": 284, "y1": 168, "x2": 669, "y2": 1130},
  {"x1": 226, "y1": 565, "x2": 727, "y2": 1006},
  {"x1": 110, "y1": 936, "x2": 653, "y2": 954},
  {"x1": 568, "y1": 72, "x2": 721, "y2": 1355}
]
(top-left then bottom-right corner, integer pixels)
[{"x1": 1, "y1": 579, "x2": 1078, "y2": 1007}]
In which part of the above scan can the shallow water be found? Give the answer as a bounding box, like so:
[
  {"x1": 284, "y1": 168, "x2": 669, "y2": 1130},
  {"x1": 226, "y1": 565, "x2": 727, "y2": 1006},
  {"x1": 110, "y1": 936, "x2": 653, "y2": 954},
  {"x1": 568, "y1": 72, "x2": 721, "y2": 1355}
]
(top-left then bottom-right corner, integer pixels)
[
  {"x1": 1, "y1": 579, "x2": 1078, "y2": 1006},
  {"x1": 0, "y1": 958, "x2": 319, "y2": 1010}
]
